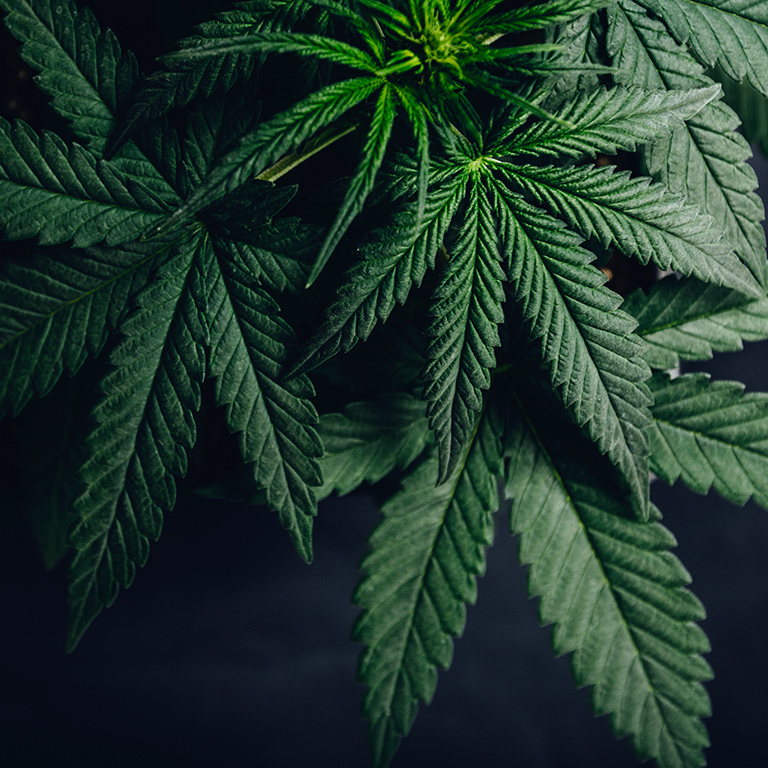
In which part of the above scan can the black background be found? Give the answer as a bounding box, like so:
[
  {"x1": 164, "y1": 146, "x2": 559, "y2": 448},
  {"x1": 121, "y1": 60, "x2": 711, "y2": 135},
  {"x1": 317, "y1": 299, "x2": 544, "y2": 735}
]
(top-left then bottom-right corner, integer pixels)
[{"x1": 2, "y1": 2, "x2": 768, "y2": 766}]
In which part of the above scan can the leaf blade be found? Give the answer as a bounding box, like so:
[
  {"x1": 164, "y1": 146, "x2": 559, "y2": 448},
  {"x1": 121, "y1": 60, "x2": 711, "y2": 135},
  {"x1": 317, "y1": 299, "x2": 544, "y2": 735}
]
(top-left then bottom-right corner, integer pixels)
[
  {"x1": 623, "y1": 274, "x2": 768, "y2": 369},
  {"x1": 500, "y1": 161, "x2": 763, "y2": 298},
  {"x1": 493, "y1": 182, "x2": 653, "y2": 518},
  {"x1": 67, "y1": 237, "x2": 206, "y2": 650},
  {"x1": 307, "y1": 83, "x2": 396, "y2": 286},
  {"x1": 505, "y1": 384, "x2": 711, "y2": 768},
  {"x1": 649, "y1": 371, "x2": 768, "y2": 508},
  {"x1": 203, "y1": 237, "x2": 323, "y2": 561},
  {"x1": 497, "y1": 83, "x2": 720, "y2": 159},
  {"x1": 422, "y1": 175, "x2": 506, "y2": 481},
  {"x1": 354, "y1": 404, "x2": 502, "y2": 767}
]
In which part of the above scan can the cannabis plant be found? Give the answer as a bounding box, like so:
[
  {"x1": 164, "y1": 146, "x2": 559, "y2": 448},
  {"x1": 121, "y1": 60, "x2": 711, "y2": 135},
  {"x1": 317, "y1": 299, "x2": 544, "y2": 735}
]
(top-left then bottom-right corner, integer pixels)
[{"x1": 2, "y1": 0, "x2": 768, "y2": 765}]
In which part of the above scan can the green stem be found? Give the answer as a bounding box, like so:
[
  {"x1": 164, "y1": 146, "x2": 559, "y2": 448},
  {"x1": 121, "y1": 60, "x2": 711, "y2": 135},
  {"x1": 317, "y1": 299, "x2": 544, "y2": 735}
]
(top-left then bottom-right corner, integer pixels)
[{"x1": 255, "y1": 123, "x2": 359, "y2": 182}]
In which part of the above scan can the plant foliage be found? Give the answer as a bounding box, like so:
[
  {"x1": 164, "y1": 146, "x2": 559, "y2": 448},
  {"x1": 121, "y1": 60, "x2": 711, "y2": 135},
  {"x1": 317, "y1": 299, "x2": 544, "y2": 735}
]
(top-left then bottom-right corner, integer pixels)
[{"x1": 2, "y1": 0, "x2": 768, "y2": 766}]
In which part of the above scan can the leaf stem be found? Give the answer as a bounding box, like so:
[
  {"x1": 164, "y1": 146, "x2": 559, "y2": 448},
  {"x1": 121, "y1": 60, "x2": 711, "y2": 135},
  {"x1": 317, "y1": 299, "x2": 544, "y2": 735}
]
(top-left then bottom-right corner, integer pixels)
[{"x1": 256, "y1": 122, "x2": 360, "y2": 182}]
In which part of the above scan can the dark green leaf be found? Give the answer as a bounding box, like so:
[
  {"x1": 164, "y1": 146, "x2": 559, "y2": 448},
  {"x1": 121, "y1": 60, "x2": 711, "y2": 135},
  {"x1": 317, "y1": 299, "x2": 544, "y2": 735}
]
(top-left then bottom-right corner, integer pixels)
[
  {"x1": 317, "y1": 393, "x2": 430, "y2": 499},
  {"x1": 649, "y1": 371, "x2": 768, "y2": 508},
  {"x1": 422, "y1": 175, "x2": 505, "y2": 481},
  {"x1": 493, "y1": 181, "x2": 653, "y2": 519},
  {"x1": 0, "y1": 241, "x2": 159, "y2": 417},
  {"x1": 202, "y1": 236, "x2": 323, "y2": 562},
  {"x1": 505, "y1": 384, "x2": 711, "y2": 768},
  {"x1": 67, "y1": 237, "x2": 206, "y2": 651},
  {"x1": 623, "y1": 275, "x2": 768, "y2": 369},
  {"x1": 354, "y1": 403, "x2": 502, "y2": 768}
]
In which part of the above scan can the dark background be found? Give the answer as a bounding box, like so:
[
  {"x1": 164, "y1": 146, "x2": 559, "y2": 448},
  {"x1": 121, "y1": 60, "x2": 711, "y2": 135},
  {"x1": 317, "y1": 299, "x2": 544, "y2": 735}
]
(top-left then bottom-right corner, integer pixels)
[{"x1": 2, "y1": 2, "x2": 768, "y2": 766}]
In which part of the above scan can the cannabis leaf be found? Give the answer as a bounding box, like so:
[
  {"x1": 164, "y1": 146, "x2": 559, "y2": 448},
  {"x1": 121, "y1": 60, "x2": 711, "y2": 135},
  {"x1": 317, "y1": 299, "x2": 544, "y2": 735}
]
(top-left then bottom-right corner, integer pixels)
[
  {"x1": 0, "y1": 241, "x2": 155, "y2": 417},
  {"x1": 623, "y1": 275, "x2": 768, "y2": 370},
  {"x1": 637, "y1": 0, "x2": 768, "y2": 96},
  {"x1": 354, "y1": 402, "x2": 502, "y2": 768},
  {"x1": 491, "y1": 183, "x2": 653, "y2": 519},
  {"x1": 608, "y1": 0, "x2": 768, "y2": 287},
  {"x1": 506, "y1": 382, "x2": 712, "y2": 768},
  {"x1": 67, "y1": 238, "x2": 206, "y2": 650},
  {"x1": 498, "y1": 162, "x2": 762, "y2": 298},
  {"x1": 649, "y1": 371, "x2": 768, "y2": 508},
  {"x1": 0, "y1": 0, "x2": 325, "y2": 650},
  {"x1": 490, "y1": 82, "x2": 721, "y2": 158},
  {"x1": 317, "y1": 393, "x2": 430, "y2": 499},
  {"x1": 422, "y1": 175, "x2": 506, "y2": 481},
  {"x1": 199, "y1": 233, "x2": 324, "y2": 554}
]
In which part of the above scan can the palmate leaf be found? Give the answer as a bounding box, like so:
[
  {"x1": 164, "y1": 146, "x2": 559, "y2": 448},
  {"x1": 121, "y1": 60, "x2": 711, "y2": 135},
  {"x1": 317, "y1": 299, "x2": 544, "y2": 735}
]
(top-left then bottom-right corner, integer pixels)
[
  {"x1": 648, "y1": 372, "x2": 768, "y2": 508},
  {"x1": 501, "y1": 161, "x2": 762, "y2": 298},
  {"x1": 354, "y1": 402, "x2": 502, "y2": 768},
  {"x1": 623, "y1": 274, "x2": 768, "y2": 370},
  {"x1": 291, "y1": 168, "x2": 468, "y2": 375},
  {"x1": 505, "y1": 386, "x2": 712, "y2": 768},
  {"x1": 200, "y1": 235, "x2": 323, "y2": 561},
  {"x1": 636, "y1": 0, "x2": 768, "y2": 97},
  {"x1": 317, "y1": 393, "x2": 430, "y2": 499},
  {"x1": 0, "y1": 240, "x2": 159, "y2": 417},
  {"x1": 608, "y1": 0, "x2": 768, "y2": 287},
  {"x1": 422, "y1": 175, "x2": 505, "y2": 481},
  {"x1": 68, "y1": 237, "x2": 206, "y2": 651},
  {"x1": 0, "y1": 118, "x2": 167, "y2": 248},
  {"x1": 493, "y1": 83, "x2": 720, "y2": 159},
  {"x1": 492, "y1": 180, "x2": 653, "y2": 519}
]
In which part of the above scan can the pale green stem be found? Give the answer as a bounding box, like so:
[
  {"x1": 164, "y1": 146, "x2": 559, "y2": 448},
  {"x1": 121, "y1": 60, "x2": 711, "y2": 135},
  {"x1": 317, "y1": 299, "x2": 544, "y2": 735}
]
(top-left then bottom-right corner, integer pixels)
[{"x1": 255, "y1": 123, "x2": 359, "y2": 182}]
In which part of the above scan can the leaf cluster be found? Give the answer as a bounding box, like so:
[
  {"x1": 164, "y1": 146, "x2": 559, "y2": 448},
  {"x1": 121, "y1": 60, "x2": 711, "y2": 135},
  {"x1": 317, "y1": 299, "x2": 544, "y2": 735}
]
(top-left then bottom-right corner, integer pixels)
[{"x1": 2, "y1": 1, "x2": 768, "y2": 767}]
